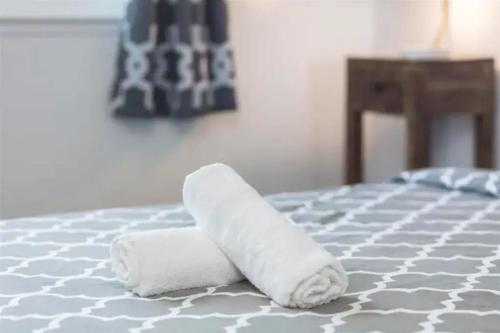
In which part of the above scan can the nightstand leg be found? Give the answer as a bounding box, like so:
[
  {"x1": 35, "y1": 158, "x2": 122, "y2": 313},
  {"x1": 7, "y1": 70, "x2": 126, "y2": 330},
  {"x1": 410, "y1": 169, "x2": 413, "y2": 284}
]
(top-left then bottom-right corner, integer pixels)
[
  {"x1": 406, "y1": 114, "x2": 430, "y2": 170},
  {"x1": 345, "y1": 111, "x2": 363, "y2": 184},
  {"x1": 475, "y1": 113, "x2": 495, "y2": 168}
]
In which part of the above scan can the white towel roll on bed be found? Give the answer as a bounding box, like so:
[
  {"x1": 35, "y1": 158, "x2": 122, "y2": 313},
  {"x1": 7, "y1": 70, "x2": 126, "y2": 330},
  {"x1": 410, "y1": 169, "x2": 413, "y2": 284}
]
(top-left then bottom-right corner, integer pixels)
[
  {"x1": 183, "y1": 163, "x2": 348, "y2": 308},
  {"x1": 110, "y1": 227, "x2": 243, "y2": 296}
]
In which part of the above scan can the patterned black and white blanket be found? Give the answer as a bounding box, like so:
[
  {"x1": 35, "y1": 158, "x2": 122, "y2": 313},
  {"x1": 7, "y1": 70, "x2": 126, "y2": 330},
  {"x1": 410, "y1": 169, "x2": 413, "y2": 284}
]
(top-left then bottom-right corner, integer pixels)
[{"x1": 0, "y1": 168, "x2": 499, "y2": 332}]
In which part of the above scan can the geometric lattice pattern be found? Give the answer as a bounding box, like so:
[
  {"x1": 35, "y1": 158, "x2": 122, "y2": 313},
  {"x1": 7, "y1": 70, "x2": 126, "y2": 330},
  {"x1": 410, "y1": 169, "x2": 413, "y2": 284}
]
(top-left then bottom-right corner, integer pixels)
[
  {"x1": 1, "y1": 181, "x2": 500, "y2": 332},
  {"x1": 394, "y1": 167, "x2": 500, "y2": 198},
  {"x1": 110, "y1": 0, "x2": 237, "y2": 117}
]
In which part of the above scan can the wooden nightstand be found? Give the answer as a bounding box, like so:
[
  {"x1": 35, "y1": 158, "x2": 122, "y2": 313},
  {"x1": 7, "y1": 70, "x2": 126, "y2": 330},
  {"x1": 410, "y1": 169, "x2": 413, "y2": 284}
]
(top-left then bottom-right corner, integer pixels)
[{"x1": 345, "y1": 57, "x2": 496, "y2": 184}]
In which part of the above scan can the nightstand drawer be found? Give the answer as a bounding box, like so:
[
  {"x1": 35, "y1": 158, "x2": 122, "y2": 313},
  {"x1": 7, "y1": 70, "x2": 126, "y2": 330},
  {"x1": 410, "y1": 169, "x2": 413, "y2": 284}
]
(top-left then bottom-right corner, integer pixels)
[{"x1": 348, "y1": 62, "x2": 404, "y2": 114}]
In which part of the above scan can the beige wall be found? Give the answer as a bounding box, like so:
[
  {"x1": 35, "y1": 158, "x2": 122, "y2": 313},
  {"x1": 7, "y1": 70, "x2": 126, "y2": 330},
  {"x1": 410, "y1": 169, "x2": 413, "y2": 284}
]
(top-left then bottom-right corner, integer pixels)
[
  {"x1": 0, "y1": 1, "x2": 375, "y2": 218},
  {"x1": 2, "y1": 0, "x2": 499, "y2": 219}
]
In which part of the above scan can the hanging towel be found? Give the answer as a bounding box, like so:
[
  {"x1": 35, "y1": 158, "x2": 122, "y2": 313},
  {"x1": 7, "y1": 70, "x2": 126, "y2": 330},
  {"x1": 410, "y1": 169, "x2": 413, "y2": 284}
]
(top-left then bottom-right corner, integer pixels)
[
  {"x1": 110, "y1": 227, "x2": 243, "y2": 296},
  {"x1": 183, "y1": 163, "x2": 348, "y2": 308},
  {"x1": 111, "y1": 0, "x2": 237, "y2": 117}
]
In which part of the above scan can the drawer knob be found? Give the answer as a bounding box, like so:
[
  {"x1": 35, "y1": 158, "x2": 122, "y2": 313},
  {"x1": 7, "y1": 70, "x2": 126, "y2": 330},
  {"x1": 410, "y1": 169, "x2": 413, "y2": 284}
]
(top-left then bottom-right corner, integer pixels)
[{"x1": 374, "y1": 81, "x2": 386, "y2": 92}]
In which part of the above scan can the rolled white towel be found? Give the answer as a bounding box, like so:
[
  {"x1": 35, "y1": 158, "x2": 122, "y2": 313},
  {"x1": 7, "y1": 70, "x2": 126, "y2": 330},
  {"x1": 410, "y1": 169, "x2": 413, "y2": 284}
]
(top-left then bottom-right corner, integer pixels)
[
  {"x1": 110, "y1": 227, "x2": 243, "y2": 296},
  {"x1": 183, "y1": 163, "x2": 348, "y2": 308}
]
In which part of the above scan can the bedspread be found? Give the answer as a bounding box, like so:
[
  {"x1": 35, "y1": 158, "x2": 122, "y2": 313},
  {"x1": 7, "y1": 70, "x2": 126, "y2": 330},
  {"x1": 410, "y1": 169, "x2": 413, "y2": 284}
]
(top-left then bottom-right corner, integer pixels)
[{"x1": 1, "y1": 169, "x2": 499, "y2": 332}]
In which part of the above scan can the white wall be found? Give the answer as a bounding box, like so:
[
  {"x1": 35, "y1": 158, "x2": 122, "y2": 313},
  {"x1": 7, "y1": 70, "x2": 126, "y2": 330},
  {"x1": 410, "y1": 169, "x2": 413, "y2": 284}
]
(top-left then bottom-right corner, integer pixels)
[
  {"x1": 3, "y1": 0, "x2": 499, "y2": 219},
  {"x1": 0, "y1": 1, "x2": 375, "y2": 218}
]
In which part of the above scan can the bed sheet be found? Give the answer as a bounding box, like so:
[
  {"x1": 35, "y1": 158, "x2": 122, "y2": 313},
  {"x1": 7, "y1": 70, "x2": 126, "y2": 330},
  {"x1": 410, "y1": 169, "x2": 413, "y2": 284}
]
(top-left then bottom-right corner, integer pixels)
[{"x1": 1, "y1": 171, "x2": 499, "y2": 332}]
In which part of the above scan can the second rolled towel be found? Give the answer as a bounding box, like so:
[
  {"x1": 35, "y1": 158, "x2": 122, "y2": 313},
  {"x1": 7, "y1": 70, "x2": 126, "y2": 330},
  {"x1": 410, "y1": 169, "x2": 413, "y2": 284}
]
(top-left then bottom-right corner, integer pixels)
[
  {"x1": 183, "y1": 163, "x2": 348, "y2": 308},
  {"x1": 110, "y1": 227, "x2": 243, "y2": 296}
]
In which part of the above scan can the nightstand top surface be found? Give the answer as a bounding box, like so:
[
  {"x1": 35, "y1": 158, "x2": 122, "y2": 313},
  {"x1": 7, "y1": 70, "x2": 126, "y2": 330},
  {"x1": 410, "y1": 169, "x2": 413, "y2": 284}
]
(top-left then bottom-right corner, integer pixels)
[{"x1": 347, "y1": 55, "x2": 494, "y2": 63}]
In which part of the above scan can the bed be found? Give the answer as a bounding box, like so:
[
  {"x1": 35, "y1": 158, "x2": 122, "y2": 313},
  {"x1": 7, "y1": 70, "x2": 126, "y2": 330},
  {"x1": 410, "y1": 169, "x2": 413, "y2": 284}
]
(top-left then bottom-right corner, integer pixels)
[{"x1": 1, "y1": 168, "x2": 499, "y2": 333}]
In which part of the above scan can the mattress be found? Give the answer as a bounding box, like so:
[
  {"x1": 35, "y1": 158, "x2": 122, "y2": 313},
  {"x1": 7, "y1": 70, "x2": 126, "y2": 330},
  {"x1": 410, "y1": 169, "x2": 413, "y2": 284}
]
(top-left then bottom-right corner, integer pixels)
[{"x1": 1, "y1": 168, "x2": 499, "y2": 333}]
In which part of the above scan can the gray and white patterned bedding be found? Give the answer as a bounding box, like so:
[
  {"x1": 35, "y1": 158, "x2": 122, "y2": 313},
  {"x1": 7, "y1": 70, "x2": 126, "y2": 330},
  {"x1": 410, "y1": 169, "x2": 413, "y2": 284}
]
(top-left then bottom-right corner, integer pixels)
[{"x1": 1, "y1": 168, "x2": 499, "y2": 333}]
